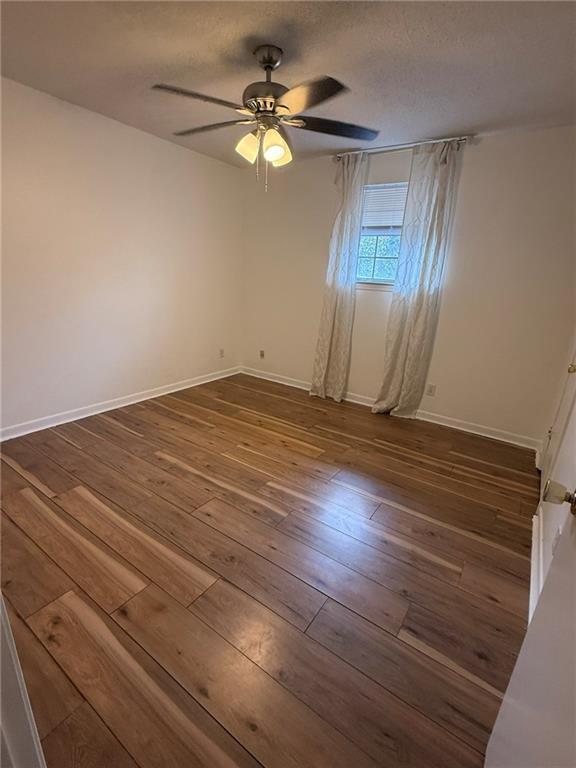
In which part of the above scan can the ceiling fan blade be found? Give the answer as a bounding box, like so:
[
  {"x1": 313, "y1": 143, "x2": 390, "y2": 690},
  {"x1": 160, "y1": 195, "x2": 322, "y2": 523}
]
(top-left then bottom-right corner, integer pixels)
[
  {"x1": 153, "y1": 83, "x2": 251, "y2": 115},
  {"x1": 174, "y1": 120, "x2": 256, "y2": 137},
  {"x1": 276, "y1": 76, "x2": 348, "y2": 115},
  {"x1": 290, "y1": 115, "x2": 379, "y2": 141}
]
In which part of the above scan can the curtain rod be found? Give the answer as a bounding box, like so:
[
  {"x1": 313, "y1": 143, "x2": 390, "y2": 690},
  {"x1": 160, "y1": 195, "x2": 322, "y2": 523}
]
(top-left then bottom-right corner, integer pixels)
[{"x1": 335, "y1": 134, "x2": 473, "y2": 159}]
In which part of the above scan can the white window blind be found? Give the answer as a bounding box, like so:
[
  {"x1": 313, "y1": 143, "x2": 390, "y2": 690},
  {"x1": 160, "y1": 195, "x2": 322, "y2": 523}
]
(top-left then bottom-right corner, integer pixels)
[{"x1": 362, "y1": 183, "x2": 408, "y2": 229}]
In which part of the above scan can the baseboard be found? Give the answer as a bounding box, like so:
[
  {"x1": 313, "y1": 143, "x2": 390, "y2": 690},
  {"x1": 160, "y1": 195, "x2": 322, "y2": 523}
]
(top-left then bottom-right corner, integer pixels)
[
  {"x1": 240, "y1": 368, "x2": 310, "y2": 393},
  {"x1": 239, "y1": 367, "x2": 375, "y2": 407},
  {"x1": 1, "y1": 363, "x2": 542, "y2": 458},
  {"x1": 416, "y1": 408, "x2": 541, "y2": 453},
  {"x1": 239, "y1": 367, "x2": 541, "y2": 453},
  {"x1": 0, "y1": 366, "x2": 242, "y2": 441}
]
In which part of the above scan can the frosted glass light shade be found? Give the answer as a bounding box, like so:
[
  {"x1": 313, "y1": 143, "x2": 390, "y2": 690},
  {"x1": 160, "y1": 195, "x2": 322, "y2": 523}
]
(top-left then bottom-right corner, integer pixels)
[
  {"x1": 235, "y1": 131, "x2": 260, "y2": 164},
  {"x1": 263, "y1": 128, "x2": 288, "y2": 162},
  {"x1": 272, "y1": 142, "x2": 293, "y2": 167}
]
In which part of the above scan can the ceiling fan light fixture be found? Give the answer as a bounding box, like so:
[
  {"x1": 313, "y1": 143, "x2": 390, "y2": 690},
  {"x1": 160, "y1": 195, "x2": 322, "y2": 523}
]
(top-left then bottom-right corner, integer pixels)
[
  {"x1": 156, "y1": 44, "x2": 378, "y2": 173},
  {"x1": 263, "y1": 127, "x2": 288, "y2": 162},
  {"x1": 235, "y1": 130, "x2": 260, "y2": 163},
  {"x1": 272, "y1": 142, "x2": 293, "y2": 167}
]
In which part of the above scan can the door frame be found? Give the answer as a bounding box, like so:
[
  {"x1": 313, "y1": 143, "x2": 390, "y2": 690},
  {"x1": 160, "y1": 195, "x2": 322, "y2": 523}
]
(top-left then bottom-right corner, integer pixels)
[{"x1": 0, "y1": 596, "x2": 47, "y2": 768}]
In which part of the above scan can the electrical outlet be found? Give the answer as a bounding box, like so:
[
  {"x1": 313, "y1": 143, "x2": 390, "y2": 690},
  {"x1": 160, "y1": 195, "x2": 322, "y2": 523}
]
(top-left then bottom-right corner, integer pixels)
[
  {"x1": 425, "y1": 383, "x2": 437, "y2": 397},
  {"x1": 219, "y1": 348, "x2": 225, "y2": 359},
  {"x1": 259, "y1": 350, "x2": 265, "y2": 359}
]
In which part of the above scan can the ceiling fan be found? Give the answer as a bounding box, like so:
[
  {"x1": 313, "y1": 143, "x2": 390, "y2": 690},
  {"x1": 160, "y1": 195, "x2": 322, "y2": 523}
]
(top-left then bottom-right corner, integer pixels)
[{"x1": 153, "y1": 44, "x2": 379, "y2": 167}]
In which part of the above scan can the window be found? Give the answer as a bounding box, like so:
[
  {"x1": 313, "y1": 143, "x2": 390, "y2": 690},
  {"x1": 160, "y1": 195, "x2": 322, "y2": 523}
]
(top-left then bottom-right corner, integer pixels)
[{"x1": 357, "y1": 182, "x2": 408, "y2": 284}]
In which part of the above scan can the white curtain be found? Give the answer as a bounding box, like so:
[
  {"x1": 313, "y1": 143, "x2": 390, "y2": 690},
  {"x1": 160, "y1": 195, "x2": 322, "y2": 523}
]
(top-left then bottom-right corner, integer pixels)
[
  {"x1": 310, "y1": 152, "x2": 369, "y2": 401},
  {"x1": 372, "y1": 140, "x2": 462, "y2": 416}
]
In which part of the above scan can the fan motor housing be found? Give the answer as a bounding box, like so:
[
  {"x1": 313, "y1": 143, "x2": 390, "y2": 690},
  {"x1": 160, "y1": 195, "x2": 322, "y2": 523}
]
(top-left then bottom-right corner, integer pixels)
[{"x1": 243, "y1": 81, "x2": 288, "y2": 113}]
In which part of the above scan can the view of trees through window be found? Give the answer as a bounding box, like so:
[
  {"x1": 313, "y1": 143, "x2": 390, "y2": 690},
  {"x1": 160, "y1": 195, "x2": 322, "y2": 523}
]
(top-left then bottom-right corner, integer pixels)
[{"x1": 357, "y1": 227, "x2": 401, "y2": 282}]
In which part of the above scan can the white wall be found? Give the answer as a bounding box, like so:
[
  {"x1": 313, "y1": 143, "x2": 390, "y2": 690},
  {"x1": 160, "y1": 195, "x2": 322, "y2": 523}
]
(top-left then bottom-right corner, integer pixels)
[
  {"x1": 242, "y1": 126, "x2": 575, "y2": 447},
  {"x1": 241, "y1": 151, "x2": 411, "y2": 399},
  {"x1": 2, "y1": 79, "x2": 574, "y2": 450},
  {"x1": 423, "y1": 127, "x2": 575, "y2": 445},
  {"x1": 1, "y1": 78, "x2": 244, "y2": 432}
]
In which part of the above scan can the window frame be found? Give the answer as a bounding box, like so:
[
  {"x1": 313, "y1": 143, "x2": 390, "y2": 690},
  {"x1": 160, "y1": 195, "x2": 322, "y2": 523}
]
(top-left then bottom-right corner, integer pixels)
[{"x1": 356, "y1": 182, "x2": 407, "y2": 288}]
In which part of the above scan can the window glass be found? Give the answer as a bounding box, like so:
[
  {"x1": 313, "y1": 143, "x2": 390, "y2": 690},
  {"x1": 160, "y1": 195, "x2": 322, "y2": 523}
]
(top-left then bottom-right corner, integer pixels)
[{"x1": 357, "y1": 182, "x2": 408, "y2": 284}]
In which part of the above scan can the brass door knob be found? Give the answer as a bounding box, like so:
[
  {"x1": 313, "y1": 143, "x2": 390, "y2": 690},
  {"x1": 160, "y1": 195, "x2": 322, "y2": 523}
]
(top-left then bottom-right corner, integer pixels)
[{"x1": 543, "y1": 479, "x2": 576, "y2": 515}]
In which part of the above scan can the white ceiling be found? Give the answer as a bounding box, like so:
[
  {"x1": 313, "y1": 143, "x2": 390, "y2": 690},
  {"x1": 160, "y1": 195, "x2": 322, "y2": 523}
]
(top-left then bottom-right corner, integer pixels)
[{"x1": 2, "y1": 2, "x2": 575, "y2": 167}]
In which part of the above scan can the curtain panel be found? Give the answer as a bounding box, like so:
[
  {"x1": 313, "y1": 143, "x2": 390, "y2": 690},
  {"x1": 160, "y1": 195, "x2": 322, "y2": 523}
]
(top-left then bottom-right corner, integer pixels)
[
  {"x1": 372, "y1": 140, "x2": 462, "y2": 416},
  {"x1": 310, "y1": 152, "x2": 369, "y2": 401}
]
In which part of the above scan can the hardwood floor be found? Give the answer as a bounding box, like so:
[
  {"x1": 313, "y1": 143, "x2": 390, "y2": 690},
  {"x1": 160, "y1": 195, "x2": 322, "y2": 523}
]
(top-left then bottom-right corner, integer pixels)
[{"x1": 1, "y1": 373, "x2": 538, "y2": 767}]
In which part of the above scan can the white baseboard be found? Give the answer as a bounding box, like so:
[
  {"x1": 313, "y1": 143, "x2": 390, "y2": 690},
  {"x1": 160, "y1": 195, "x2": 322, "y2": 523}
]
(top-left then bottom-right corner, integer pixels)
[
  {"x1": 239, "y1": 367, "x2": 374, "y2": 407},
  {"x1": 240, "y1": 368, "x2": 310, "y2": 393},
  {"x1": 239, "y1": 367, "x2": 540, "y2": 453},
  {"x1": 1, "y1": 363, "x2": 542, "y2": 459},
  {"x1": 0, "y1": 366, "x2": 242, "y2": 441},
  {"x1": 416, "y1": 408, "x2": 541, "y2": 453}
]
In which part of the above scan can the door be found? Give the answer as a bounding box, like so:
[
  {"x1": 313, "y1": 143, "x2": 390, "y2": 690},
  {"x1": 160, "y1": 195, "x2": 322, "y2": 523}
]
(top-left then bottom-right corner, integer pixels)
[
  {"x1": 540, "y1": 343, "x2": 576, "y2": 485},
  {"x1": 485, "y1": 389, "x2": 576, "y2": 768},
  {"x1": 532, "y1": 349, "x2": 576, "y2": 610}
]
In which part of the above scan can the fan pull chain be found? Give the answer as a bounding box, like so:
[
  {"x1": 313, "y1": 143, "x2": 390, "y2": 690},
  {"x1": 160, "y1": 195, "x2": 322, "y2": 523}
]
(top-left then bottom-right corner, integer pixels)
[{"x1": 265, "y1": 158, "x2": 268, "y2": 193}]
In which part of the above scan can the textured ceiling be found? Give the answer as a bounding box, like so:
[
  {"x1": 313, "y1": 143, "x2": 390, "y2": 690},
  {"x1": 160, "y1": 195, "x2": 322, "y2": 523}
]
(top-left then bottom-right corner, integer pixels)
[{"x1": 2, "y1": 2, "x2": 575, "y2": 167}]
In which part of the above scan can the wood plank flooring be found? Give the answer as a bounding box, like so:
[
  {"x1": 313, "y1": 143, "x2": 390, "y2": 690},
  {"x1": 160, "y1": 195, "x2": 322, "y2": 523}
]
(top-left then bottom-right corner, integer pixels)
[{"x1": 1, "y1": 373, "x2": 538, "y2": 767}]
